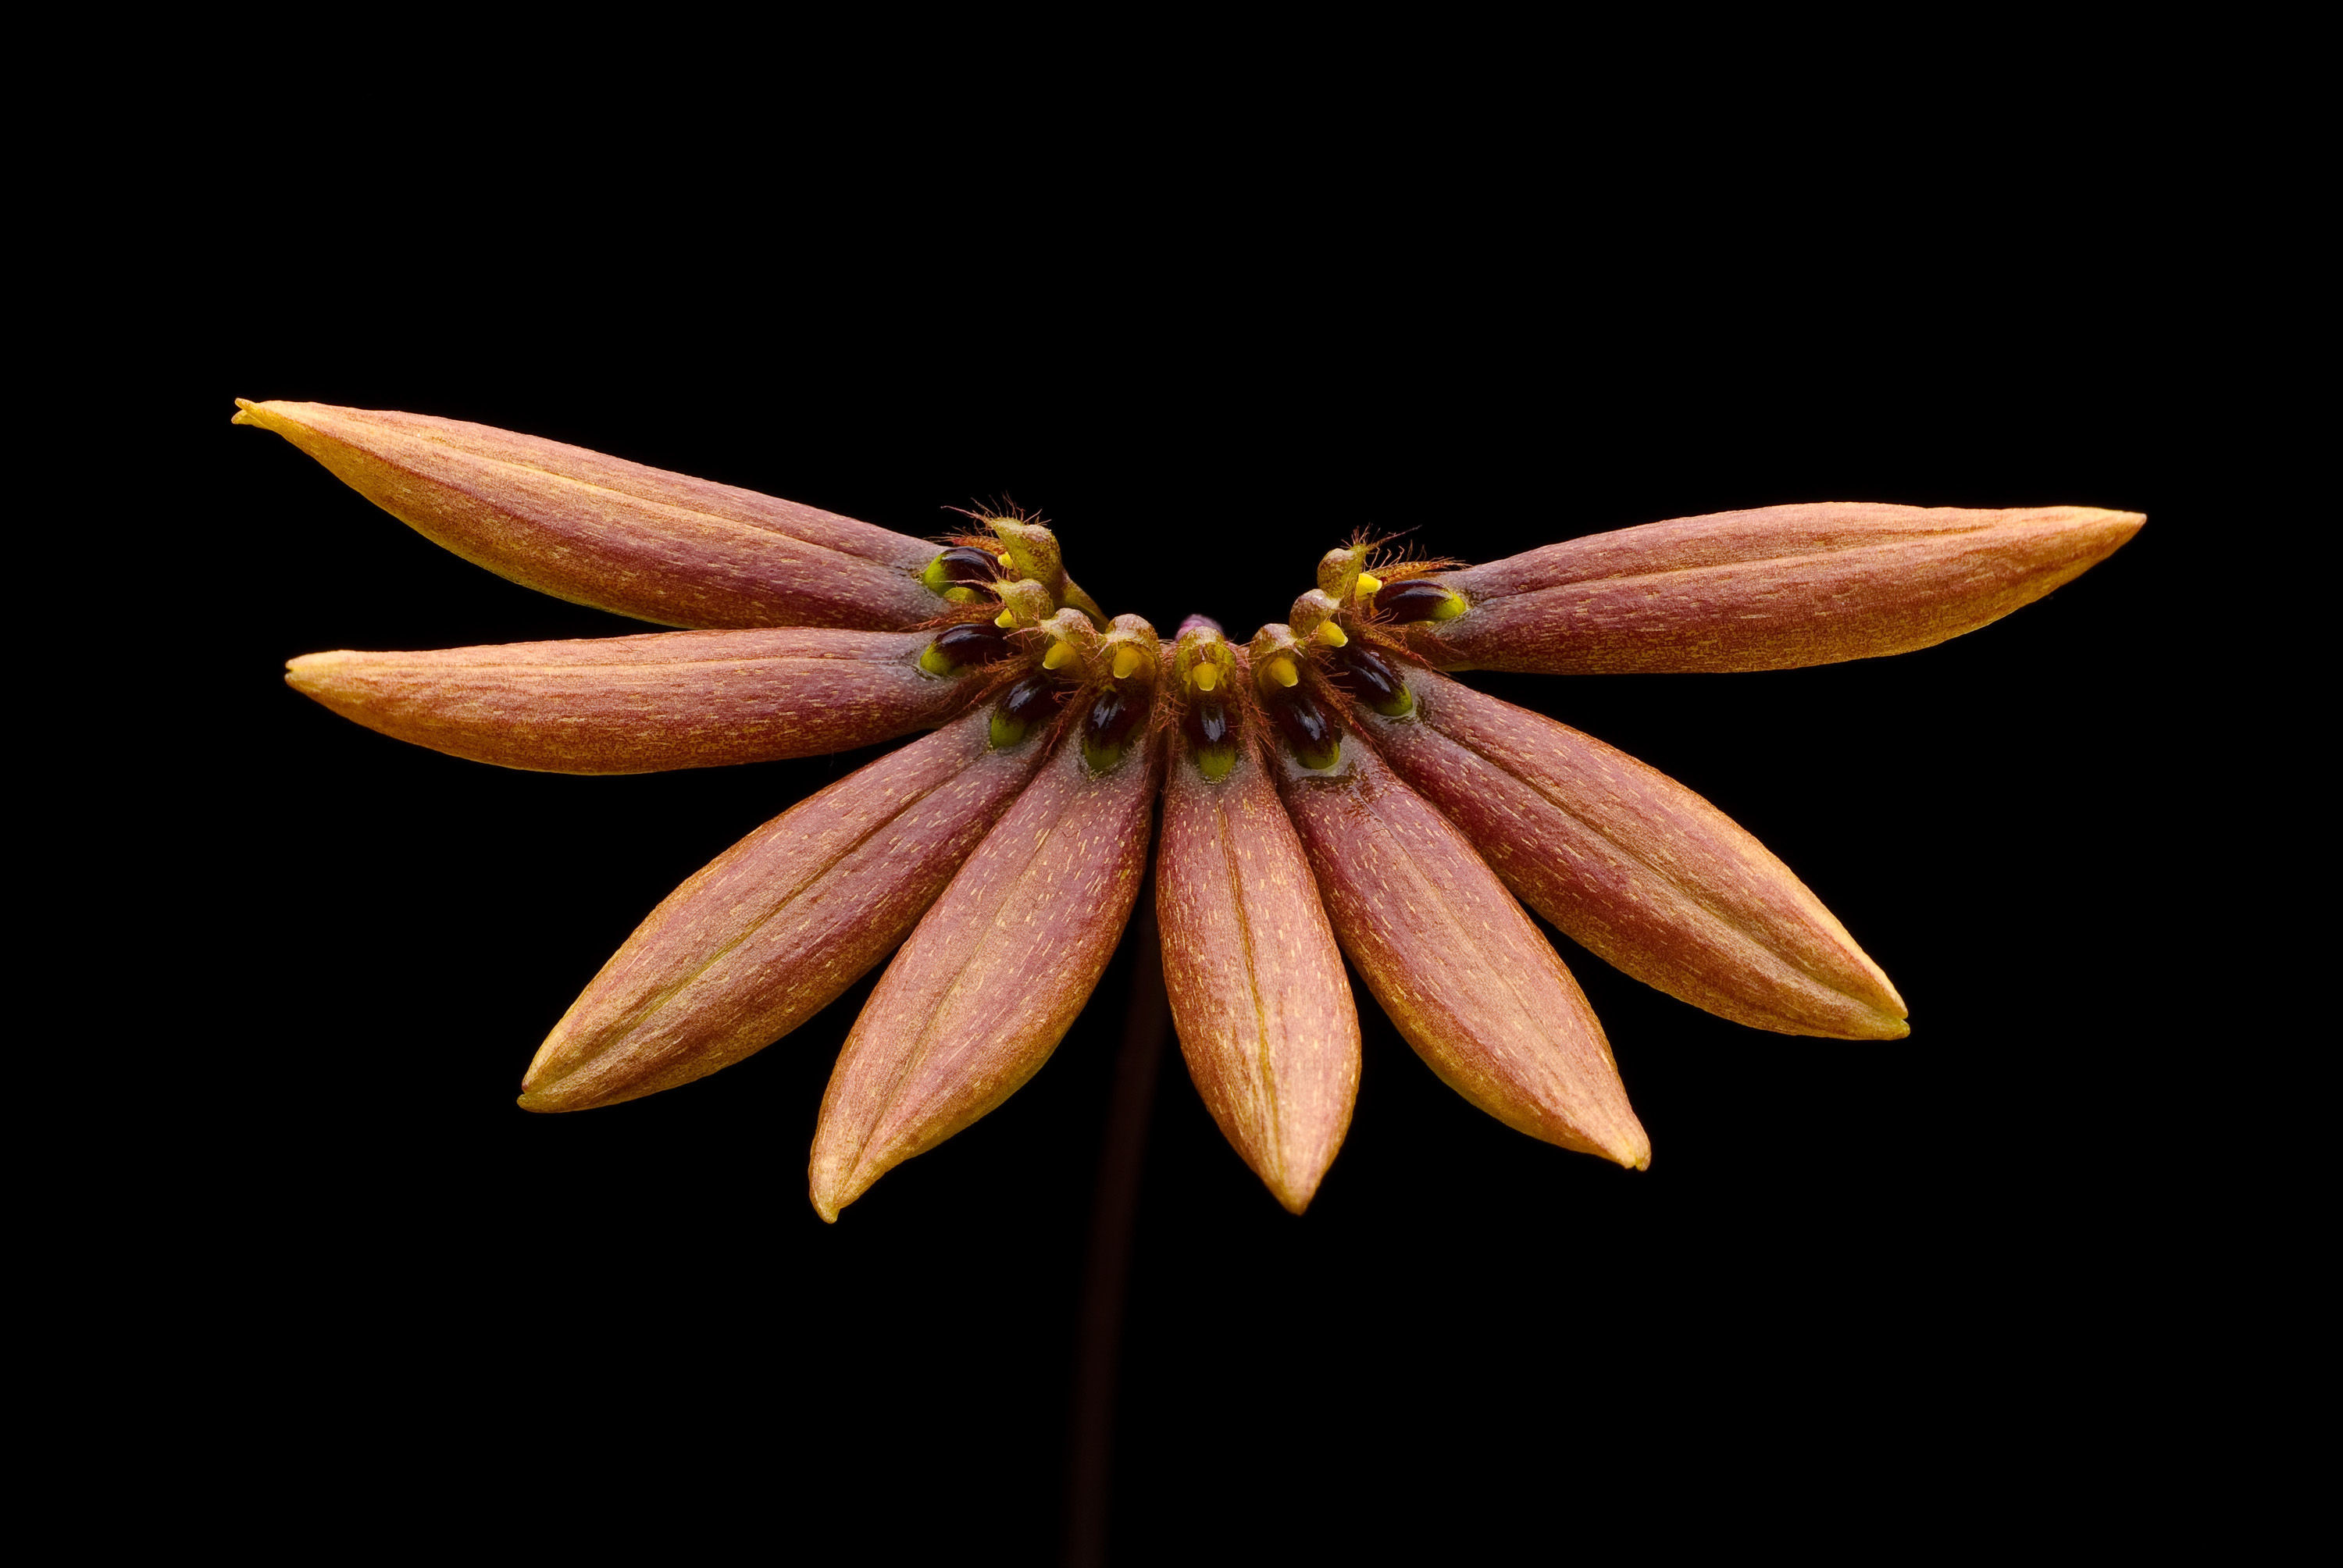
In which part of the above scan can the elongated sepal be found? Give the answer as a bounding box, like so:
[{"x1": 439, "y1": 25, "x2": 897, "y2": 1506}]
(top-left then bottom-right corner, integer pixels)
[
  {"x1": 808, "y1": 708, "x2": 1166, "y2": 1218},
  {"x1": 1159, "y1": 714, "x2": 1358, "y2": 1211},
  {"x1": 288, "y1": 628, "x2": 982, "y2": 773},
  {"x1": 1407, "y1": 502, "x2": 2144, "y2": 672},
  {"x1": 1274, "y1": 740, "x2": 1649, "y2": 1167},
  {"x1": 234, "y1": 400, "x2": 943, "y2": 630},
  {"x1": 1364, "y1": 667, "x2": 1907, "y2": 1038},
  {"x1": 518, "y1": 707, "x2": 1052, "y2": 1112}
]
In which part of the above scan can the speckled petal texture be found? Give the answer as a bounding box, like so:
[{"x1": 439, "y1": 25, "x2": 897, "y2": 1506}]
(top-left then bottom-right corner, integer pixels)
[
  {"x1": 1364, "y1": 668, "x2": 1906, "y2": 1039},
  {"x1": 809, "y1": 713, "x2": 1164, "y2": 1219},
  {"x1": 287, "y1": 627, "x2": 981, "y2": 774},
  {"x1": 1408, "y1": 502, "x2": 2143, "y2": 673},
  {"x1": 234, "y1": 400, "x2": 945, "y2": 629},
  {"x1": 1275, "y1": 739, "x2": 1649, "y2": 1169},
  {"x1": 520, "y1": 707, "x2": 1050, "y2": 1112},
  {"x1": 1157, "y1": 716, "x2": 1359, "y2": 1213}
]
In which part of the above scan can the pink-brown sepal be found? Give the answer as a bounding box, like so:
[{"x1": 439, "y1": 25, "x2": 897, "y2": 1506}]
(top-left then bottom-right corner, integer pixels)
[
  {"x1": 519, "y1": 707, "x2": 1052, "y2": 1113},
  {"x1": 1157, "y1": 706, "x2": 1359, "y2": 1213},
  {"x1": 1271, "y1": 738, "x2": 1649, "y2": 1168},
  {"x1": 1412, "y1": 502, "x2": 2145, "y2": 672},
  {"x1": 287, "y1": 627, "x2": 984, "y2": 774},
  {"x1": 1362, "y1": 667, "x2": 1908, "y2": 1039},
  {"x1": 234, "y1": 400, "x2": 943, "y2": 630},
  {"x1": 807, "y1": 703, "x2": 1166, "y2": 1219}
]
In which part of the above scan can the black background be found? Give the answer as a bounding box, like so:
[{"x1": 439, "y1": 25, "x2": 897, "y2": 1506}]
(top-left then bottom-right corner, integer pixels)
[{"x1": 173, "y1": 153, "x2": 2252, "y2": 1558}]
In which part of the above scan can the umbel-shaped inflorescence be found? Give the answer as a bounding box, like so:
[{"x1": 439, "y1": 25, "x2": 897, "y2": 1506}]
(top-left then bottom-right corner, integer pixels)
[{"x1": 241, "y1": 398, "x2": 2142, "y2": 1217}]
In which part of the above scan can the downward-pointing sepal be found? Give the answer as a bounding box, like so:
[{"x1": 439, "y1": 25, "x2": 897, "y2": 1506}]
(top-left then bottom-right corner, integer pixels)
[
  {"x1": 808, "y1": 694, "x2": 1166, "y2": 1219},
  {"x1": 1361, "y1": 666, "x2": 1907, "y2": 1039},
  {"x1": 1273, "y1": 733, "x2": 1649, "y2": 1168},
  {"x1": 1158, "y1": 658, "x2": 1359, "y2": 1213},
  {"x1": 288, "y1": 627, "x2": 989, "y2": 774},
  {"x1": 519, "y1": 706, "x2": 1053, "y2": 1112},
  {"x1": 234, "y1": 400, "x2": 945, "y2": 630},
  {"x1": 1403, "y1": 502, "x2": 2145, "y2": 673}
]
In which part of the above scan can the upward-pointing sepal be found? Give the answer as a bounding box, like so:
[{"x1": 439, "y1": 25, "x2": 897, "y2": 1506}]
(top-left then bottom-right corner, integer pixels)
[
  {"x1": 808, "y1": 693, "x2": 1167, "y2": 1219},
  {"x1": 1273, "y1": 736, "x2": 1649, "y2": 1169},
  {"x1": 234, "y1": 400, "x2": 944, "y2": 630}
]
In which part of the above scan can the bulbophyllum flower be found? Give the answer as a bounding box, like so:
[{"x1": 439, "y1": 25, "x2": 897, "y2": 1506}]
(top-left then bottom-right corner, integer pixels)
[{"x1": 241, "y1": 398, "x2": 2143, "y2": 1218}]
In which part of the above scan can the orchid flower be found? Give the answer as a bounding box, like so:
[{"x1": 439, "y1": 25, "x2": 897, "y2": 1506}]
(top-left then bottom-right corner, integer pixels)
[{"x1": 241, "y1": 398, "x2": 2142, "y2": 1219}]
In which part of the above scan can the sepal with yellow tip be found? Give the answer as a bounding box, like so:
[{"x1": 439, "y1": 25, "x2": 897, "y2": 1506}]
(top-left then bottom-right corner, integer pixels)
[
  {"x1": 1157, "y1": 676, "x2": 1358, "y2": 1212},
  {"x1": 808, "y1": 707, "x2": 1166, "y2": 1218},
  {"x1": 1274, "y1": 736, "x2": 1649, "y2": 1169},
  {"x1": 288, "y1": 626, "x2": 987, "y2": 774},
  {"x1": 1360, "y1": 665, "x2": 1908, "y2": 1039},
  {"x1": 1404, "y1": 502, "x2": 2145, "y2": 673},
  {"x1": 234, "y1": 400, "x2": 945, "y2": 630},
  {"x1": 519, "y1": 707, "x2": 1054, "y2": 1112}
]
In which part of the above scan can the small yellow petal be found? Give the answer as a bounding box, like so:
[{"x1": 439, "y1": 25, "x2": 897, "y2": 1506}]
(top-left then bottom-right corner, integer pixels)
[
  {"x1": 1265, "y1": 656, "x2": 1300, "y2": 688},
  {"x1": 1043, "y1": 641, "x2": 1077, "y2": 670},
  {"x1": 994, "y1": 608, "x2": 1017, "y2": 628},
  {"x1": 1112, "y1": 645, "x2": 1144, "y2": 679},
  {"x1": 1356, "y1": 572, "x2": 1383, "y2": 601},
  {"x1": 1314, "y1": 621, "x2": 1349, "y2": 647},
  {"x1": 1193, "y1": 664, "x2": 1221, "y2": 693}
]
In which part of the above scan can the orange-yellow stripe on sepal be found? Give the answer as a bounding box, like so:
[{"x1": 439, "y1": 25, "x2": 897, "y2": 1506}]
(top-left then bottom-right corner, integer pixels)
[
  {"x1": 1407, "y1": 501, "x2": 2144, "y2": 673},
  {"x1": 519, "y1": 706, "x2": 1053, "y2": 1112},
  {"x1": 808, "y1": 697, "x2": 1166, "y2": 1220},
  {"x1": 1363, "y1": 665, "x2": 1908, "y2": 1039},
  {"x1": 234, "y1": 399, "x2": 943, "y2": 631},
  {"x1": 1274, "y1": 736, "x2": 1649, "y2": 1169},
  {"x1": 287, "y1": 626, "x2": 979, "y2": 774},
  {"x1": 1158, "y1": 695, "x2": 1358, "y2": 1212}
]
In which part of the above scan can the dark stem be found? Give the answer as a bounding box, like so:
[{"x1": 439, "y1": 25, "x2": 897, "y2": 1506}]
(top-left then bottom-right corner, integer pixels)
[{"x1": 1063, "y1": 886, "x2": 1169, "y2": 1568}]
